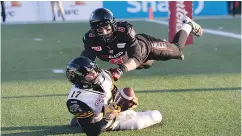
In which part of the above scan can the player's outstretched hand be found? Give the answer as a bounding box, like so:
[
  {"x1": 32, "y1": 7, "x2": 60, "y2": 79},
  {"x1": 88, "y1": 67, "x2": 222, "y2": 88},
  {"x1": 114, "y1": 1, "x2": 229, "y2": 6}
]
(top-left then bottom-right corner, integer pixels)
[
  {"x1": 108, "y1": 68, "x2": 123, "y2": 81},
  {"x1": 104, "y1": 102, "x2": 121, "y2": 121}
]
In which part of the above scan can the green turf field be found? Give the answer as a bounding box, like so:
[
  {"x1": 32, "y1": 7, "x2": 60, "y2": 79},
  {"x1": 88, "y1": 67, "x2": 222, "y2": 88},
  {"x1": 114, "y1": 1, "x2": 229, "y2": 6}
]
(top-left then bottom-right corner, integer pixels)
[{"x1": 1, "y1": 18, "x2": 241, "y2": 136}]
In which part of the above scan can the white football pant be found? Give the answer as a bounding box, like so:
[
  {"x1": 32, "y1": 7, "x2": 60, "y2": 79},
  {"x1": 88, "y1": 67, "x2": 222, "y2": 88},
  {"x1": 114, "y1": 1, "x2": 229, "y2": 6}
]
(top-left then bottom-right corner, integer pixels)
[{"x1": 111, "y1": 110, "x2": 162, "y2": 131}]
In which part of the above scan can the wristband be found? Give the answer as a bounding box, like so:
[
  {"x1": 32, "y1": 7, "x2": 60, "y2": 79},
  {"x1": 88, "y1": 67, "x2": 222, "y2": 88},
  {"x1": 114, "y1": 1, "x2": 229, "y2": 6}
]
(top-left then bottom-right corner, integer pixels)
[{"x1": 118, "y1": 64, "x2": 128, "y2": 73}]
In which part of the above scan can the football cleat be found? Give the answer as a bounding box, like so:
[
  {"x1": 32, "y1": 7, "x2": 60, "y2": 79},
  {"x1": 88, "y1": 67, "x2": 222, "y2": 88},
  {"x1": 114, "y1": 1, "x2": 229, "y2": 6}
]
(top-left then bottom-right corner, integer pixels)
[
  {"x1": 183, "y1": 16, "x2": 203, "y2": 37},
  {"x1": 179, "y1": 54, "x2": 184, "y2": 60}
]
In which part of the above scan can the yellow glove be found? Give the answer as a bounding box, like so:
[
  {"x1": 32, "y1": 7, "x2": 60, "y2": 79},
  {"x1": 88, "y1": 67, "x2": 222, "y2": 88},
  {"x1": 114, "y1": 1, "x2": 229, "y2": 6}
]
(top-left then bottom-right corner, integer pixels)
[
  {"x1": 104, "y1": 102, "x2": 121, "y2": 121},
  {"x1": 128, "y1": 97, "x2": 138, "y2": 110}
]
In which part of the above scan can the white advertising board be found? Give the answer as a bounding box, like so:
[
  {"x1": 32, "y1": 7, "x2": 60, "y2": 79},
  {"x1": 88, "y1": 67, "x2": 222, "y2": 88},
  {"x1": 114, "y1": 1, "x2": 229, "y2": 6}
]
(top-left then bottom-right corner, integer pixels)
[
  {"x1": 2, "y1": 1, "x2": 103, "y2": 23},
  {"x1": 38, "y1": 1, "x2": 103, "y2": 21},
  {"x1": 4, "y1": 1, "x2": 39, "y2": 22}
]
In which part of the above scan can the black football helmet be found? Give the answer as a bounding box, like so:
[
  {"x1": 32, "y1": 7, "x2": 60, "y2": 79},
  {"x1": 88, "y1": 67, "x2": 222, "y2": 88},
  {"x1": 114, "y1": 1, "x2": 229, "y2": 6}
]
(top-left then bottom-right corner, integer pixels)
[
  {"x1": 89, "y1": 8, "x2": 116, "y2": 42},
  {"x1": 66, "y1": 56, "x2": 100, "y2": 88}
]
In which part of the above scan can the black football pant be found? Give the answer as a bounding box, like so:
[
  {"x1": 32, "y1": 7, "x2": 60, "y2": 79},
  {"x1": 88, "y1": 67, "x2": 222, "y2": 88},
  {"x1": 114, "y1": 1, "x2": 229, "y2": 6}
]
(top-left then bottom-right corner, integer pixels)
[
  {"x1": 147, "y1": 30, "x2": 185, "y2": 61},
  {"x1": 137, "y1": 30, "x2": 187, "y2": 69}
]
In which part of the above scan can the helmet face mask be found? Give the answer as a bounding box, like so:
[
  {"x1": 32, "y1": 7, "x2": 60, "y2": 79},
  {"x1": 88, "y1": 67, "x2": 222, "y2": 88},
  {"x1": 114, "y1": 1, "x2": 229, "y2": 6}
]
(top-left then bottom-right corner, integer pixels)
[
  {"x1": 89, "y1": 8, "x2": 116, "y2": 42},
  {"x1": 95, "y1": 23, "x2": 113, "y2": 41},
  {"x1": 66, "y1": 57, "x2": 100, "y2": 87},
  {"x1": 66, "y1": 65, "x2": 89, "y2": 85},
  {"x1": 96, "y1": 24, "x2": 112, "y2": 35}
]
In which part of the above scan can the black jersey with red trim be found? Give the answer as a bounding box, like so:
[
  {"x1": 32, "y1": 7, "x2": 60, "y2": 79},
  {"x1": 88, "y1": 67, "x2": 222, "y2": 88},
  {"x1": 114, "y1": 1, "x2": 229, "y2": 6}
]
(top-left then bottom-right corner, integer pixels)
[{"x1": 81, "y1": 21, "x2": 152, "y2": 66}]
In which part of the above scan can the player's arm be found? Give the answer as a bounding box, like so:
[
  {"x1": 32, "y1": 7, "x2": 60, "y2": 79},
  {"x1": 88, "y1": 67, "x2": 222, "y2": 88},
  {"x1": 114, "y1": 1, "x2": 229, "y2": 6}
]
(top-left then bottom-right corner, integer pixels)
[
  {"x1": 76, "y1": 105, "x2": 120, "y2": 136},
  {"x1": 81, "y1": 35, "x2": 97, "y2": 61},
  {"x1": 67, "y1": 100, "x2": 109, "y2": 136},
  {"x1": 119, "y1": 25, "x2": 142, "y2": 72},
  {"x1": 120, "y1": 41, "x2": 142, "y2": 72},
  {"x1": 76, "y1": 115, "x2": 109, "y2": 136},
  {"x1": 109, "y1": 25, "x2": 142, "y2": 80}
]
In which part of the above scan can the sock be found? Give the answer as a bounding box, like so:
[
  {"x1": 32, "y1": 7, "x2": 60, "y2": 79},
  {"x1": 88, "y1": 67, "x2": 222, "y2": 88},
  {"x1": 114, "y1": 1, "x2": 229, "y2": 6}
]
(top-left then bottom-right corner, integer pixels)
[
  {"x1": 181, "y1": 23, "x2": 192, "y2": 36},
  {"x1": 172, "y1": 24, "x2": 192, "y2": 50},
  {"x1": 177, "y1": 30, "x2": 188, "y2": 50}
]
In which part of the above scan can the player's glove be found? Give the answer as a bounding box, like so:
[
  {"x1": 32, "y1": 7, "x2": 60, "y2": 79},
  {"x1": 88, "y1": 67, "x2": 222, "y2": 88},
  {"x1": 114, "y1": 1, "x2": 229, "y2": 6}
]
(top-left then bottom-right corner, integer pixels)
[
  {"x1": 128, "y1": 97, "x2": 138, "y2": 110},
  {"x1": 104, "y1": 102, "x2": 121, "y2": 121},
  {"x1": 108, "y1": 67, "x2": 124, "y2": 81}
]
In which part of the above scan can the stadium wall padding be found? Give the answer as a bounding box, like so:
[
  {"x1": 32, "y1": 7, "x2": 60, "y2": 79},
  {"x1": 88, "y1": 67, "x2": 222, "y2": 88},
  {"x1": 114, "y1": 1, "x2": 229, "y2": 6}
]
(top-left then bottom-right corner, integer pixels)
[{"x1": 1, "y1": 1, "x2": 228, "y2": 23}]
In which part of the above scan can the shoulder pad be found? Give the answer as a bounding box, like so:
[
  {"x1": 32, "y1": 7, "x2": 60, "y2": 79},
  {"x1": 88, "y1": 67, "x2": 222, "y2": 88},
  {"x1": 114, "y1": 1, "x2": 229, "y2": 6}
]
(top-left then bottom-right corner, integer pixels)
[
  {"x1": 82, "y1": 31, "x2": 102, "y2": 48},
  {"x1": 116, "y1": 21, "x2": 133, "y2": 33},
  {"x1": 83, "y1": 30, "x2": 96, "y2": 40}
]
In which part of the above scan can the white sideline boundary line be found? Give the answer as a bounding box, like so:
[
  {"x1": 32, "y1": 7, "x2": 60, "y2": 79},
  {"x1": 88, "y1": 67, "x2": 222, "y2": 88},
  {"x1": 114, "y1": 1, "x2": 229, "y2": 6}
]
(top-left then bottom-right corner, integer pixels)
[{"x1": 146, "y1": 19, "x2": 241, "y2": 40}]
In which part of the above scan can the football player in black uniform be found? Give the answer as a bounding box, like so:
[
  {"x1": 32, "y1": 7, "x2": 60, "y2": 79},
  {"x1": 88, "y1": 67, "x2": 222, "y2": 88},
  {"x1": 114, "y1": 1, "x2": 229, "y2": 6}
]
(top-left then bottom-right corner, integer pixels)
[{"x1": 81, "y1": 8, "x2": 203, "y2": 81}]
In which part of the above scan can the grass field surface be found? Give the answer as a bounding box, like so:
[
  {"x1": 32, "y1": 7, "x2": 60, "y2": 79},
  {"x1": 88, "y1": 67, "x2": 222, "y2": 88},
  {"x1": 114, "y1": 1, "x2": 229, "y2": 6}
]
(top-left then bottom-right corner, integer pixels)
[{"x1": 1, "y1": 18, "x2": 241, "y2": 136}]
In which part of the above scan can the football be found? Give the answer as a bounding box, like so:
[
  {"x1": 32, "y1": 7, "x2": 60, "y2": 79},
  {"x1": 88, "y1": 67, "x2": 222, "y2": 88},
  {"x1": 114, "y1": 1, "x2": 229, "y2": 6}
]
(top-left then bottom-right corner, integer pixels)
[{"x1": 114, "y1": 88, "x2": 138, "y2": 111}]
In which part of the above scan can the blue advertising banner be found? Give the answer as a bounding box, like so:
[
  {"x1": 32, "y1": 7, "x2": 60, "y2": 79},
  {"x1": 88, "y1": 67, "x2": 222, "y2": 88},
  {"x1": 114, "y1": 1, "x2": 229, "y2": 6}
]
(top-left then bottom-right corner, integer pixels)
[{"x1": 103, "y1": 1, "x2": 228, "y2": 18}]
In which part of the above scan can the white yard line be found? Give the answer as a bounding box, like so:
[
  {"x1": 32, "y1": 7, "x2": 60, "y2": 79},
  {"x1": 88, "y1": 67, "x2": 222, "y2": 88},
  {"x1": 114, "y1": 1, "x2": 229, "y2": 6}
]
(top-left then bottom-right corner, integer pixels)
[
  {"x1": 202, "y1": 28, "x2": 241, "y2": 39},
  {"x1": 52, "y1": 69, "x2": 65, "y2": 74},
  {"x1": 146, "y1": 19, "x2": 241, "y2": 40},
  {"x1": 33, "y1": 38, "x2": 42, "y2": 41}
]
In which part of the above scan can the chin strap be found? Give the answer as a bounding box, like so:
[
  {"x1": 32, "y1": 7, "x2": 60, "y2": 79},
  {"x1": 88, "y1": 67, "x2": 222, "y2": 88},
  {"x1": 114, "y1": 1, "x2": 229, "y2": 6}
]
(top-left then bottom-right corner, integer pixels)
[{"x1": 92, "y1": 71, "x2": 105, "y2": 85}]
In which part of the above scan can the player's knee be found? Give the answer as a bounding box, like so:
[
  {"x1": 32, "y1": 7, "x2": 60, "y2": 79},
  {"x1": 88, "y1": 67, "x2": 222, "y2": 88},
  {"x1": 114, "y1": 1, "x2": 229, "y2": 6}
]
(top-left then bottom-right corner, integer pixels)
[{"x1": 119, "y1": 109, "x2": 137, "y2": 119}]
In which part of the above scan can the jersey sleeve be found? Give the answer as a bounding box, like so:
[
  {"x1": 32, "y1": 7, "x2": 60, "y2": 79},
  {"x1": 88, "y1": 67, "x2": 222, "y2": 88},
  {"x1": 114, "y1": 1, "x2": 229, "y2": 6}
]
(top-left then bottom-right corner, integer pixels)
[
  {"x1": 81, "y1": 48, "x2": 97, "y2": 61},
  {"x1": 81, "y1": 33, "x2": 97, "y2": 61},
  {"x1": 125, "y1": 23, "x2": 143, "y2": 65},
  {"x1": 77, "y1": 118, "x2": 108, "y2": 136},
  {"x1": 66, "y1": 99, "x2": 108, "y2": 136}
]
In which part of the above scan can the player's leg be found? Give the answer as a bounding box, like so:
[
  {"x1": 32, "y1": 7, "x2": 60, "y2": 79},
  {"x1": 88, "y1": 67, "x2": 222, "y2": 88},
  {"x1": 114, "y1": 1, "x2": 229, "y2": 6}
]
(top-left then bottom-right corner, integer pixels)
[
  {"x1": 57, "y1": 1, "x2": 65, "y2": 21},
  {"x1": 1, "y1": 1, "x2": 6, "y2": 22},
  {"x1": 112, "y1": 110, "x2": 162, "y2": 131},
  {"x1": 172, "y1": 16, "x2": 203, "y2": 52},
  {"x1": 147, "y1": 17, "x2": 203, "y2": 61},
  {"x1": 50, "y1": 1, "x2": 57, "y2": 21},
  {"x1": 148, "y1": 39, "x2": 184, "y2": 61}
]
